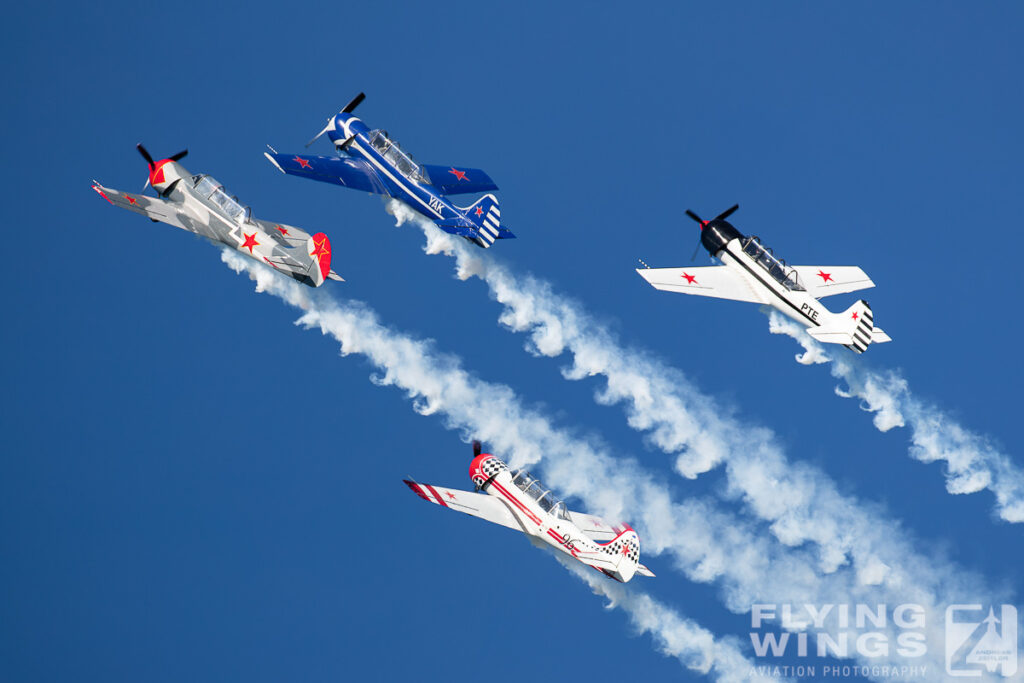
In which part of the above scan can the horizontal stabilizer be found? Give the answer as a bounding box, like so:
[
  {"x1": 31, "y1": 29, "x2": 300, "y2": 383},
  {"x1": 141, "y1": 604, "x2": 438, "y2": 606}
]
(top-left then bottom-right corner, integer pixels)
[
  {"x1": 807, "y1": 300, "x2": 886, "y2": 353},
  {"x1": 637, "y1": 563, "x2": 655, "y2": 578},
  {"x1": 435, "y1": 219, "x2": 478, "y2": 239},
  {"x1": 806, "y1": 327, "x2": 854, "y2": 345}
]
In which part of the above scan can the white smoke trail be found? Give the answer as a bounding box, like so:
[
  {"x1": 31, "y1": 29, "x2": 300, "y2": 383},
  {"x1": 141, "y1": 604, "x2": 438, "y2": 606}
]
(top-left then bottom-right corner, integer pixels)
[
  {"x1": 218, "y1": 251, "x2": 767, "y2": 681},
  {"x1": 222, "y1": 249, "x2": 1014, "y2": 681},
  {"x1": 554, "y1": 556, "x2": 786, "y2": 683},
  {"x1": 767, "y1": 311, "x2": 1024, "y2": 523},
  {"x1": 385, "y1": 200, "x2": 1024, "y2": 562}
]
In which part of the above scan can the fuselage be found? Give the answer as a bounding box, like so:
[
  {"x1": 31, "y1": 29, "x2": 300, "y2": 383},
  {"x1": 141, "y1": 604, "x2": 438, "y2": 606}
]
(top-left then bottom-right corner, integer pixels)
[
  {"x1": 469, "y1": 453, "x2": 641, "y2": 582},
  {"x1": 701, "y1": 219, "x2": 836, "y2": 330},
  {"x1": 330, "y1": 114, "x2": 467, "y2": 225}
]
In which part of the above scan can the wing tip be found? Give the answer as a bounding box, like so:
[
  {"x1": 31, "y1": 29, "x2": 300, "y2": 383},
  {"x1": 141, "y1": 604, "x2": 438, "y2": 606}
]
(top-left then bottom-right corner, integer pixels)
[
  {"x1": 91, "y1": 183, "x2": 114, "y2": 204},
  {"x1": 263, "y1": 151, "x2": 285, "y2": 174},
  {"x1": 403, "y1": 479, "x2": 431, "y2": 501}
]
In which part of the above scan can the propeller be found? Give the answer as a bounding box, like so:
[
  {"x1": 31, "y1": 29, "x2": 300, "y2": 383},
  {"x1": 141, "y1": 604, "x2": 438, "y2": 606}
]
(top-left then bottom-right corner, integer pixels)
[
  {"x1": 137, "y1": 144, "x2": 187, "y2": 191},
  {"x1": 685, "y1": 204, "x2": 739, "y2": 261},
  {"x1": 472, "y1": 440, "x2": 482, "y2": 457},
  {"x1": 306, "y1": 92, "x2": 366, "y2": 148},
  {"x1": 342, "y1": 92, "x2": 365, "y2": 114}
]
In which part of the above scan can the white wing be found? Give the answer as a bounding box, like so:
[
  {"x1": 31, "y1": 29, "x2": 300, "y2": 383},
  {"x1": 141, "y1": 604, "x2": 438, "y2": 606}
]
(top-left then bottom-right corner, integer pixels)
[
  {"x1": 566, "y1": 510, "x2": 622, "y2": 542},
  {"x1": 403, "y1": 480, "x2": 522, "y2": 532},
  {"x1": 791, "y1": 266, "x2": 875, "y2": 299},
  {"x1": 636, "y1": 266, "x2": 768, "y2": 304}
]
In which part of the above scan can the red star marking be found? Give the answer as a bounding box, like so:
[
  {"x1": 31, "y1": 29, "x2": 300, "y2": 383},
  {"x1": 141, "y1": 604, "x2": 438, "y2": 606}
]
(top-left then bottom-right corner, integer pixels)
[
  {"x1": 293, "y1": 156, "x2": 312, "y2": 169},
  {"x1": 276, "y1": 225, "x2": 289, "y2": 236},
  {"x1": 817, "y1": 270, "x2": 833, "y2": 283},
  {"x1": 591, "y1": 517, "x2": 603, "y2": 528},
  {"x1": 448, "y1": 167, "x2": 468, "y2": 182},
  {"x1": 242, "y1": 232, "x2": 260, "y2": 254},
  {"x1": 311, "y1": 235, "x2": 330, "y2": 259},
  {"x1": 445, "y1": 491, "x2": 456, "y2": 500},
  {"x1": 621, "y1": 543, "x2": 631, "y2": 556},
  {"x1": 126, "y1": 195, "x2": 137, "y2": 205},
  {"x1": 851, "y1": 311, "x2": 859, "y2": 320},
  {"x1": 474, "y1": 206, "x2": 484, "y2": 217},
  {"x1": 681, "y1": 272, "x2": 698, "y2": 284}
]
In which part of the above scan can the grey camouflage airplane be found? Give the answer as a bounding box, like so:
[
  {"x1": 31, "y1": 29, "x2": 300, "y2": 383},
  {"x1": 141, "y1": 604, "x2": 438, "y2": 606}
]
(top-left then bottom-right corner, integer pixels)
[{"x1": 93, "y1": 145, "x2": 342, "y2": 287}]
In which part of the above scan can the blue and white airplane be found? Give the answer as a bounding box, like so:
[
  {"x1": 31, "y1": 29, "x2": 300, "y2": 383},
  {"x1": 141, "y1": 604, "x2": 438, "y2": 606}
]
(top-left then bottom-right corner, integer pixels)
[{"x1": 265, "y1": 93, "x2": 513, "y2": 249}]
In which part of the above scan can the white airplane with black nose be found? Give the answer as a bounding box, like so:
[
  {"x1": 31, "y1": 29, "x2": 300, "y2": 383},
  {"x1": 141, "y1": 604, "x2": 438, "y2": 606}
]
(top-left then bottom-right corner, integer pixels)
[
  {"x1": 637, "y1": 205, "x2": 891, "y2": 353},
  {"x1": 404, "y1": 442, "x2": 654, "y2": 583}
]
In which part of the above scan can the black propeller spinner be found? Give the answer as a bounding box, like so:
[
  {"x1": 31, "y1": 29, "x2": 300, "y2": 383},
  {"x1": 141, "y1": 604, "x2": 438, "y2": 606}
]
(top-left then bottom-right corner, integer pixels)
[
  {"x1": 137, "y1": 143, "x2": 187, "y2": 192},
  {"x1": 472, "y1": 440, "x2": 483, "y2": 457},
  {"x1": 685, "y1": 204, "x2": 739, "y2": 261}
]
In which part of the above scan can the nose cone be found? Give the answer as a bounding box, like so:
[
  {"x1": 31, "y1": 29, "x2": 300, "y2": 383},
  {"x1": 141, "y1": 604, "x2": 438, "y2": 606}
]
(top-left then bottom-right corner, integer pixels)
[
  {"x1": 700, "y1": 219, "x2": 743, "y2": 255},
  {"x1": 469, "y1": 452, "x2": 494, "y2": 484},
  {"x1": 150, "y1": 160, "x2": 185, "y2": 193},
  {"x1": 330, "y1": 113, "x2": 360, "y2": 141},
  {"x1": 470, "y1": 452, "x2": 510, "y2": 488}
]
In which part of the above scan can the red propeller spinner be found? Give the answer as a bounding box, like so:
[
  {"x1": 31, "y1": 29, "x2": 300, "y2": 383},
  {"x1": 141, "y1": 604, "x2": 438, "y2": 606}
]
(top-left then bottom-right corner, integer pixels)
[{"x1": 137, "y1": 143, "x2": 188, "y2": 193}]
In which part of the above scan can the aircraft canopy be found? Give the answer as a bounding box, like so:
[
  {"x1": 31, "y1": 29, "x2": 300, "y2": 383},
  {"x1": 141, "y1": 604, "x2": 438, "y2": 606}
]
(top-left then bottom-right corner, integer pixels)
[
  {"x1": 195, "y1": 175, "x2": 251, "y2": 223},
  {"x1": 742, "y1": 236, "x2": 806, "y2": 292},
  {"x1": 367, "y1": 130, "x2": 427, "y2": 183},
  {"x1": 511, "y1": 469, "x2": 572, "y2": 521}
]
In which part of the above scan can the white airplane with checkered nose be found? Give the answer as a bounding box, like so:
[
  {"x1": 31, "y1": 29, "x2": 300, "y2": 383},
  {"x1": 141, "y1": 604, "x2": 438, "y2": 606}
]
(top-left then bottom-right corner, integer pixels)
[
  {"x1": 637, "y1": 205, "x2": 891, "y2": 353},
  {"x1": 404, "y1": 442, "x2": 654, "y2": 583}
]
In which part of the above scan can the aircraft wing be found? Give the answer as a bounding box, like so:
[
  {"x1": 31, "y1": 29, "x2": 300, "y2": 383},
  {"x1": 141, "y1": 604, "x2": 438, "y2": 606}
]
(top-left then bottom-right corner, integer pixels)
[
  {"x1": 251, "y1": 217, "x2": 311, "y2": 248},
  {"x1": 420, "y1": 164, "x2": 498, "y2": 195},
  {"x1": 92, "y1": 183, "x2": 197, "y2": 232},
  {"x1": 265, "y1": 152, "x2": 390, "y2": 195},
  {"x1": 636, "y1": 266, "x2": 769, "y2": 304},
  {"x1": 566, "y1": 510, "x2": 623, "y2": 542},
  {"x1": 403, "y1": 480, "x2": 522, "y2": 532},
  {"x1": 790, "y1": 266, "x2": 875, "y2": 299}
]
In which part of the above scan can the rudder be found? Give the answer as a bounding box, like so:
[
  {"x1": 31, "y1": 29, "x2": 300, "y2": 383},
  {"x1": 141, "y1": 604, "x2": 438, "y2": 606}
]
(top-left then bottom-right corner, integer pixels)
[{"x1": 457, "y1": 194, "x2": 504, "y2": 246}]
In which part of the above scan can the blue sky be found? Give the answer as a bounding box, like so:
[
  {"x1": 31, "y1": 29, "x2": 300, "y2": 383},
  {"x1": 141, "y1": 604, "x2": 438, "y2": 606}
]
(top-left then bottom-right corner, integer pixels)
[{"x1": 3, "y1": 2, "x2": 1023, "y2": 681}]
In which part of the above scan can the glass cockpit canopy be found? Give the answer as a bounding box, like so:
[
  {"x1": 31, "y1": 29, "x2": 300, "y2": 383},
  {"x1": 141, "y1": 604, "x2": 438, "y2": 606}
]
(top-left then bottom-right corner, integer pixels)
[
  {"x1": 510, "y1": 469, "x2": 572, "y2": 521},
  {"x1": 194, "y1": 175, "x2": 251, "y2": 223},
  {"x1": 741, "y1": 236, "x2": 806, "y2": 292},
  {"x1": 367, "y1": 130, "x2": 427, "y2": 184}
]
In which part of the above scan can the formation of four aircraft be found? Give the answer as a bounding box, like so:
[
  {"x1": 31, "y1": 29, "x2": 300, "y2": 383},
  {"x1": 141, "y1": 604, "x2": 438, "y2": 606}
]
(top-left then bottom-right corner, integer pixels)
[{"x1": 93, "y1": 93, "x2": 890, "y2": 582}]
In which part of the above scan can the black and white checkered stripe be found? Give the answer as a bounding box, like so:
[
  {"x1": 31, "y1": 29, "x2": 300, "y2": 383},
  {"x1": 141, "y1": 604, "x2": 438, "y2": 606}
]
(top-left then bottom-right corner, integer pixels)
[
  {"x1": 849, "y1": 304, "x2": 874, "y2": 354},
  {"x1": 476, "y1": 206, "x2": 501, "y2": 248}
]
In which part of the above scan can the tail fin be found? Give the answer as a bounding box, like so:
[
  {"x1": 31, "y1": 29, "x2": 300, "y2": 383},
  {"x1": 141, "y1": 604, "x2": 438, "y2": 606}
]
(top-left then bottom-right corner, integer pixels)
[
  {"x1": 593, "y1": 525, "x2": 646, "y2": 583},
  {"x1": 305, "y1": 232, "x2": 332, "y2": 287},
  {"x1": 455, "y1": 194, "x2": 514, "y2": 246},
  {"x1": 806, "y1": 300, "x2": 890, "y2": 353}
]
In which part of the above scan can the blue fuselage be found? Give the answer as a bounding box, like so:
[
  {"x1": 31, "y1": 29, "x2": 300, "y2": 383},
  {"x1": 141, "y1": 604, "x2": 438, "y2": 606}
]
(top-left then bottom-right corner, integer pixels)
[{"x1": 330, "y1": 115, "x2": 471, "y2": 227}]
